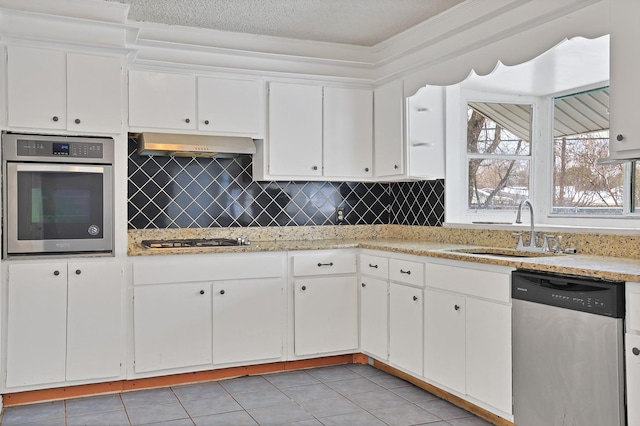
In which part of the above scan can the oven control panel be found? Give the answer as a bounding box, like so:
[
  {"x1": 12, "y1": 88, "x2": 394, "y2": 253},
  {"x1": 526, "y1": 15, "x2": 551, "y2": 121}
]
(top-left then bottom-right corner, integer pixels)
[{"x1": 17, "y1": 140, "x2": 104, "y2": 159}]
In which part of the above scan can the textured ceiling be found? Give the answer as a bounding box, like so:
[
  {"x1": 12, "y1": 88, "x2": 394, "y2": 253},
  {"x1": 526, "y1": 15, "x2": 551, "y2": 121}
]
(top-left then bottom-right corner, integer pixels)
[{"x1": 105, "y1": 0, "x2": 466, "y2": 46}]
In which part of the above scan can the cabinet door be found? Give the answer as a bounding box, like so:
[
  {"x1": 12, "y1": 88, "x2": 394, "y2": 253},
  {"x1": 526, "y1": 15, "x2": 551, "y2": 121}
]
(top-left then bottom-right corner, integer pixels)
[
  {"x1": 609, "y1": 0, "x2": 640, "y2": 158},
  {"x1": 134, "y1": 282, "x2": 212, "y2": 373},
  {"x1": 407, "y1": 85, "x2": 445, "y2": 179},
  {"x1": 268, "y1": 82, "x2": 323, "y2": 177},
  {"x1": 67, "y1": 262, "x2": 122, "y2": 381},
  {"x1": 129, "y1": 70, "x2": 197, "y2": 130},
  {"x1": 294, "y1": 276, "x2": 358, "y2": 356},
  {"x1": 323, "y1": 87, "x2": 373, "y2": 178},
  {"x1": 627, "y1": 333, "x2": 640, "y2": 426},
  {"x1": 67, "y1": 53, "x2": 122, "y2": 133},
  {"x1": 374, "y1": 80, "x2": 405, "y2": 177},
  {"x1": 389, "y1": 283, "x2": 423, "y2": 375},
  {"x1": 6, "y1": 263, "x2": 68, "y2": 387},
  {"x1": 7, "y1": 46, "x2": 66, "y2": 130},
  {"x1": 212, "y1": 278, "x2": 283, "y2": 364},
  {"x1": 466, "y1": 297, "x2": 512, "y2": 414},
  {"x1": 424, "y1": 289, "x2": 465, "y2": 393},
  {"x1": 198, "y1": 76, "x2": 261, "y2": 135},
  {"x1": 360, "y1": 277, "x2": 388, "y2": 360}
]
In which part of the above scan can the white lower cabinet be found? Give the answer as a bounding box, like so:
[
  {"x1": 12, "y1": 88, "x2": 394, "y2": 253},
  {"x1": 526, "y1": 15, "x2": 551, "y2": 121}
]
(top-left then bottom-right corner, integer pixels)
[
  {"x1": 212, "y1": 278, "x2": 283, "y2": 364},
  {"x1": 134, "y1": 282, "x2": 213, "y2": 373},
  {"x1": 294, "y1": 276, "x2": 358, "y2": 356},
  {"x1": 389, "y1": 282, "x2": 423, "y2": 376},
  {"x1": 627, "y1": 333, "x2": 640, "y2": 426},
  {"x1": 6, "y1": 261, "x2": 122, "y2": 388},
  {"x1": 360, "y1": 277, "x2": 388, "y2": 360}
]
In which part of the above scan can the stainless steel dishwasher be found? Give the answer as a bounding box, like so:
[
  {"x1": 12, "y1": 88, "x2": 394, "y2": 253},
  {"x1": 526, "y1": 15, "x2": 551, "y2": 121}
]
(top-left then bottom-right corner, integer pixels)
[{"x1": 512, "y1": 270, "x2": 625, "y2": 426}]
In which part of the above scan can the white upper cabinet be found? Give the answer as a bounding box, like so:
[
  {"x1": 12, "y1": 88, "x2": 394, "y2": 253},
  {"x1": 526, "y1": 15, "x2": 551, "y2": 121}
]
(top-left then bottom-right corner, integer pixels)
[
  {"x1": 406, "y1": 85, "x2": 445, "y2": 179},
  {"x1": 260, "y1": 81, "x2": 374, "y2": 180},
  {"x1": 197, "y1": 76, "x2": 262, "y2": 135},
  {"x1": 267, "y1": 82, "x2": 323, "y2": 177},
  {"x1": 374, "y1": 80, "x2": 405, "y2": 177},
  {"x1": 323, "y1": 87, "x2": 373, "y2": 178},
  {"x1": 129, "y1": 70, "x2": 263, "y2": 136},
  {"x1": 129, "y1": 70, "x2": 197, "y2": 131},
  {"x1": 608, "y1": 0, "x2": 640, "y2": 159},
  {"x1": 7, "y1": 46, "x2": 122, "y2": 133}
]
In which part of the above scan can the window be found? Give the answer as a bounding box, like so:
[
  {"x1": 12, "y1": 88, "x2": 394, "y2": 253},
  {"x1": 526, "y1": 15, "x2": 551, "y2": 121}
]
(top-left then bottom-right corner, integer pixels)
[
  {"x1": 551, "y1": 88, "x2": 624, "y2": 215},
  {"x1": 467, "y1": 102, "x2": 531, "y2": 211}
]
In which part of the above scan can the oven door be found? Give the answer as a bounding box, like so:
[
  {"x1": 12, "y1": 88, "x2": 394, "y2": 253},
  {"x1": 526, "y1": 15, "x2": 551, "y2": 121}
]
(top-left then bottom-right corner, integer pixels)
[{"x1": 5, "y1": 162, "x2": 113, "y2": 255}]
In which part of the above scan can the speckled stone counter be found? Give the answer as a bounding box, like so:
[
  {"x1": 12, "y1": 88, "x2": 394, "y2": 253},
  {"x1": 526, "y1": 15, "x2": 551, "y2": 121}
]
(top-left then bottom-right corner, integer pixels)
[{"x1": 128, "y1": 225, "x2": 640, "y2": 282}]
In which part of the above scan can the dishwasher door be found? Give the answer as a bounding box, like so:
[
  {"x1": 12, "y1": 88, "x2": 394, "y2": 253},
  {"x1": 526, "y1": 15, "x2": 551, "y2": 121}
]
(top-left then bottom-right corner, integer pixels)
[{"x1": 512, "y1": 298, "x2": 625, "y2": 426}]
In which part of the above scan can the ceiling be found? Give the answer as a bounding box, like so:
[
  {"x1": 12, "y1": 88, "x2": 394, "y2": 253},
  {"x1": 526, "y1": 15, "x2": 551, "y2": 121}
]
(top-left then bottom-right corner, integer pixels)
[{"x1": 104, "y1": 0, "x2": 466, "y2": 46}]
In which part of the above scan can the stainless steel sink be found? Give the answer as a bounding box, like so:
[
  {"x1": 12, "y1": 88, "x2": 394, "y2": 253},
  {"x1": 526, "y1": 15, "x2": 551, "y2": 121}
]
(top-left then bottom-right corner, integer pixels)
[{"x1": 447, "y1": 247, "x2": 560, "y2": 258}]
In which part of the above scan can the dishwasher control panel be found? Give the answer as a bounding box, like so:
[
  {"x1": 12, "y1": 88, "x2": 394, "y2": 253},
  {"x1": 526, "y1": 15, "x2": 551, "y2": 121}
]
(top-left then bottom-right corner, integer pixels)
[{"x1": 512, "y1": 270, "x2": 624, "y2": 318}]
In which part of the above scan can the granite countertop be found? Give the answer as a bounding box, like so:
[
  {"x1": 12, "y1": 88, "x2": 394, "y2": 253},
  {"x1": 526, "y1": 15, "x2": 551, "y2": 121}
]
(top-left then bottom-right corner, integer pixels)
[{"x1": 129, "y1": 236, "x2": 640, "y2": 283}]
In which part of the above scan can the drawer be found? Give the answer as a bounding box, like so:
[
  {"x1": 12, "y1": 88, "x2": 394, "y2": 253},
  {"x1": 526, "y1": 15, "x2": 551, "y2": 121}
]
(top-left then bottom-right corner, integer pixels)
[
  {"x1": 426, "y1": 263, "x2": 510, "y2": 303},
  {"x1": 389, "y1": 259, "x2": 424, "y2": 287},
  {"x1": 360, "y1": 254, "x2": 389, "y2": 279},
  {"x1": 293, "y1": 252, "x2": 357, "y2": 276}
]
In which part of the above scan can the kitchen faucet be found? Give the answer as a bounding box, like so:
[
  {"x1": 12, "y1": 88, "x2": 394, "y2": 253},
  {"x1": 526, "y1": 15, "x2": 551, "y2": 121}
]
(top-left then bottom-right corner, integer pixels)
[{"x1": 514, "y1": 199, "x2": 539, "y2": 250}]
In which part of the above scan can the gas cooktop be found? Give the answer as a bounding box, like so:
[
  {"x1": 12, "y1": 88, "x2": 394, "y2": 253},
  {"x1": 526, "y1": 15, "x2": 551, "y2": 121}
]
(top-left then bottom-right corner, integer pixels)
[{"x1": 141, "y1": 238, "x2": 250, "y2": 249}]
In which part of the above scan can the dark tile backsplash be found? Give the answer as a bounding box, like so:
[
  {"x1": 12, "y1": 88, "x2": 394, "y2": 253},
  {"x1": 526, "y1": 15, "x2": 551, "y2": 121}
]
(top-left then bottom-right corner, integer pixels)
[{"x1": 127, "y1": 138, "x2": 444, "y2": 229}]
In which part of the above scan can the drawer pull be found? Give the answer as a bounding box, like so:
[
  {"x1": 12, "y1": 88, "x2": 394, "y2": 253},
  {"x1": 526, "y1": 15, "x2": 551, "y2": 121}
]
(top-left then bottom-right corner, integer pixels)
[
  {"x1": 454, "y1": 304, "x2": 460, "y2": 311},
  {"x1": 633, "y1": 347, "x2": 640, "y2": 356},
  {"x1": 400, "y1": 269, "x2": 412, "y2": 275},
  {"x1": 200, "y1": 290, "x2": 205, "y2": 295},
  {"x1": 368, "y1": 264, "x2": 378, "y2": 269},
  {"x1": 317, "y1": 262, "x2": 334, "y2": 267},
  {"x1": 413, "y1": 296, "x2": 418, "y2": 301}
]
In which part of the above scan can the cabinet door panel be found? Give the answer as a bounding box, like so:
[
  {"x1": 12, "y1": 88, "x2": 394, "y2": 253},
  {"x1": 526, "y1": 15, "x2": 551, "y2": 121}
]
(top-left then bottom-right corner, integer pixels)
[
  {"x1": 466, "y1": 297, "x2": 512, "y2": 414},
  {"x1": 389, "y1": 283, "x2": 423, "y2": 375},
  {"x1": 198, "y1": 77, "x2": 261, "y2": 135},
  {"x1": 129, "y1": 70, "x2": 196, "y2": 130},
  {"x1": 212, "y1": 278, "x2": 283, "y2": 364},
  {"x1": 374, "y1": 80, "x2": 404, "y2": 177},
  {"x1": 424, "y1": 289, "x2": 465, "y2": 393},
  {"x1": 134, "y1": 283, "x2": 212, "y2": 372},
  {"x1": 294, "y1": 276, "x2": 358, "y2": 356},
  {"x1": 407, "y1": 85, "x2": 445, "y2": 179},
  {"x1": 7, "y1": 46, "x2": 66, "y2": 130},
  {"x1": 67, "y1": 262, "x2": 122, "y2": 381},
  {"x1": 323, "y1": 87, "x2": 373, "y2": 178},
  {"x1": 627, "y1": 333, "x2": 640, "y2": 426},
  {"x1": 360, "y1": 277, "x2": 388, "y2": 360},
  {"x1": 6, "y1": 263, "x2": 68, "y2": 387},
  {"x1": 268, "y1": 82, "x2": 322, "y2": 177},
  {"x1": 67, "y1": 53, "x2": 122, "y2": 133}
]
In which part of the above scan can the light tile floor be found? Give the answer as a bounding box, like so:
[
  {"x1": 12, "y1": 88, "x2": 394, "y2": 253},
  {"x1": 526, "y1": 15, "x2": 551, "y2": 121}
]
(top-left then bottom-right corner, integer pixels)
[{"x1": 0, "y1": 364, "x2": 492, "y2": 426}]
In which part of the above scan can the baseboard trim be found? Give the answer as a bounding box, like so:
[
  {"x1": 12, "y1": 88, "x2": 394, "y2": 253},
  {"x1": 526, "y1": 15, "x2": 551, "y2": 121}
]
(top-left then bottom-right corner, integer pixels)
[{"x1": 2, "y1": 353, "x2": 365, "y2": 407}]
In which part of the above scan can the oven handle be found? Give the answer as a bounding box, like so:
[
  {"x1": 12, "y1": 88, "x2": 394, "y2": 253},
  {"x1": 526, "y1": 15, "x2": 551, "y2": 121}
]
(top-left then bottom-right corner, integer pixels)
[{"x1": 12, "y1": 163, "x2": 109, "y2": 174}]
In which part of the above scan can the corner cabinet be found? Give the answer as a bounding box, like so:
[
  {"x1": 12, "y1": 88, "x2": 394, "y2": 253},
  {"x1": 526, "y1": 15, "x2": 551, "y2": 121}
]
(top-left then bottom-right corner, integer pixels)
[
  {"x1": 256, "y1": 82, "x2": 373, "y2": 180},
  {"x1": 128, "y1": 69, "x2": 263, "y2": 137},
  {"x1": 7, "y1": 45, "x2": 123, "y2": 133},
  {"x1": 608, "y1": 0, "x2": 640, "y2": 160},
  {"x1": 5, "y1": 261, "x2": 123, "y2": 389}
]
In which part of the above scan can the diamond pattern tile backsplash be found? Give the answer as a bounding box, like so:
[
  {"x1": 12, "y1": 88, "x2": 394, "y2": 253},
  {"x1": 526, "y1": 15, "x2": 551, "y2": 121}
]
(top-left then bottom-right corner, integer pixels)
[{"x1": 127, "y1": 138, "x2": 444, "y2": 229}]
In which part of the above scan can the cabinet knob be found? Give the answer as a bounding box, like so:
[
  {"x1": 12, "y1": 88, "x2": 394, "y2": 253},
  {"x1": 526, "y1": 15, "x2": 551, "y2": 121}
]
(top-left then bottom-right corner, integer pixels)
[
  {"x1": 74, "y1": 118, "x2": 81, "y2": 124},
  {"x1": 633, "y1": 347, "x2": 640, "y2": 356},
  {"x1": 617, "y1": 134, "x2": 624, "y2": 142},
  {"x1": 361, "y1": 283, "x2": 366, "y2": 288},
  {"x1": 52, "y1": 116, "x2": 59, "y2": 122},
  {"x1": 413, "y1": 295, "x2": 418, "y2": 301},
  {"x1": 75, "y1": 269, "x2": 81, "y2": 275},
  {"x1": 53, "y1": 270, "x2": 60, "y2": 276},
  {"x1": 400, "y1": 269, "x2": 411, "y2": 275},
  {"x1": 301, "y1": 285, "x2": 307, "y2": 291},
  {"x1": 454, "y1": 304, "x2": 460, "y2": 311},
  {"x1": 312, "y1": 166, "x2": 318, "y2": 171},
  {"x1": 220, "y1": 289, "x2": 225, "y2": 295},
  {"x1": 204, "y1": 120, "x2": 210, "y2": 125},
  {"x1": 200, "y1": 290, "x2": 205, "y2": 295},
  {"x1": 185, "y1": 118, "x2": 191, "y2": 123},
  {"x1": 394, "y1": 164, "x2": 399, "y2": 169},
  {"x1": 365, "y1": 167, "x2": 369, "y2": 172}
]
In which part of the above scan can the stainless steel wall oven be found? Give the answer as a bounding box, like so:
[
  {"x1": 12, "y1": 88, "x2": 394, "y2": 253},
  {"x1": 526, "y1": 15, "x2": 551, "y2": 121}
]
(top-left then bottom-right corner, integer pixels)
[{"x1": 2, "y1": 133, "x2": 114, "y2": 257}]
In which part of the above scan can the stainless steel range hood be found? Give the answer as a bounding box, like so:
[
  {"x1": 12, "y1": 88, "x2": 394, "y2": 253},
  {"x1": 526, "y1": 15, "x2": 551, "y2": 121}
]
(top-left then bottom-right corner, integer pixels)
[{"x1": 135, "y1": 132, "x2": 256, "y2": 158}]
